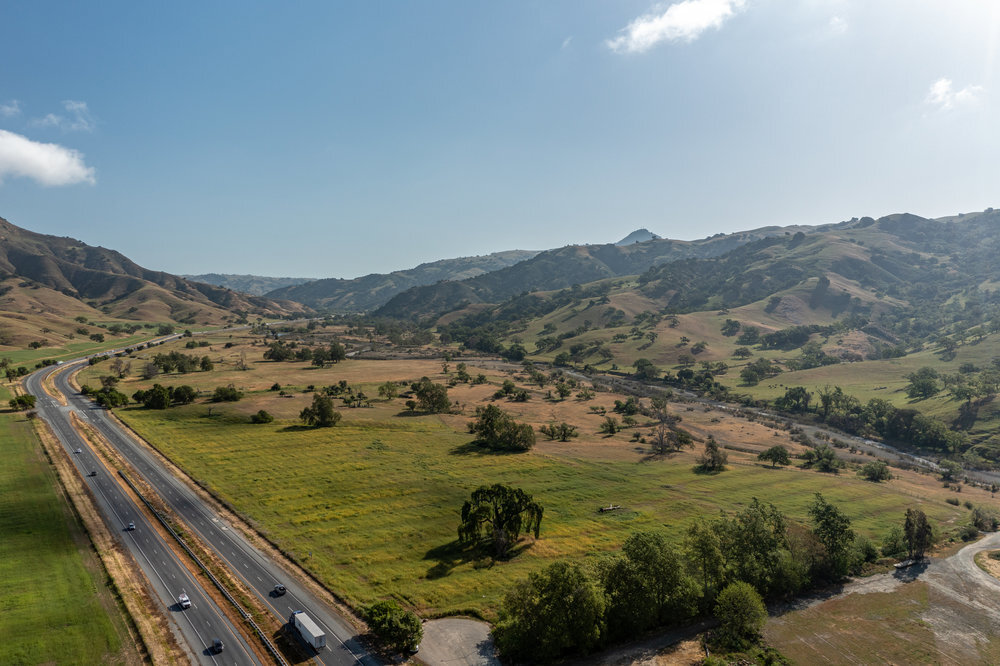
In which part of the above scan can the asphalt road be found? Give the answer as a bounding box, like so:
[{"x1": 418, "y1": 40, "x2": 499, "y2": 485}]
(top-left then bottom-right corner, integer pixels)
[
  {"x1": 27, "y1": 365, "x2": 262, "y2": 666},
  {"x1": 49, "y1": 364, "x2": 379, "y2": 666}
]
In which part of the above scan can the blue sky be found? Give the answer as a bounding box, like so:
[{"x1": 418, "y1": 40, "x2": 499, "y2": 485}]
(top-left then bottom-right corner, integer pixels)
[{"x1": 1, "y1": 1, "x2": 997, "y2": 279}]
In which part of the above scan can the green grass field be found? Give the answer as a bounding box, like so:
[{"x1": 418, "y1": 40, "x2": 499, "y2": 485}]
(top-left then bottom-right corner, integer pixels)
[
  {"x1": 115, "y1": 390, "x2": 979, "y2": 620},
  {"x1": 0, "y1": 403, "x2": 131, "y2": 664}
]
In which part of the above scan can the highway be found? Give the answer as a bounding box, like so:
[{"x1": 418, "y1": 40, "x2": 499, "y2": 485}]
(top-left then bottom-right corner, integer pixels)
[
  {"x1": 26, "y1": 364, "x2": 262, "y2": 666},
  {"x1": 46, "y1": 363, "x2": 380, "y2": 666}
]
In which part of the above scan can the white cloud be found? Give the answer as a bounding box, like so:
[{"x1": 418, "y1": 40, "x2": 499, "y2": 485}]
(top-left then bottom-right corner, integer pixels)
[
  {"x1": 562, "y1": 36, "x2": 573, "y2": 49},
  {"x1": 0, "y1": 129, "x2": 96, "y2": 186},
  {"x1": 607, "y1": 0, "x2": 747, "y2": 53},
  {"x1": 0, "y1": 100, "x2": 21, "y2": 118},
  {"x1": 828, "y1": 16, "x2": 847, "y2": 35},
  {"x1": 925, "y1": 78, "x2": 984, "y2": 111},
  {"x1": 32, "y1": 100, "x2": 96, "y2": 132}
]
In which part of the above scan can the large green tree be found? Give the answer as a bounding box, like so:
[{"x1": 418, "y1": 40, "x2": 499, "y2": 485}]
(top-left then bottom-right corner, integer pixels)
[
  {"x1": 364, "y1": 600, "x2": 422, "y2": 653},
  {"x1": 458, "y1": 484, "x2": 543, "y2": 558},
  {"x1": 300, "y1": 393, "x2": 341, "y2": 427},
  {"x1": 469, "y1": 404, "x2": 536, "y2": 451},
  {"x1": 410, "y1": 377, "x2": 451, "y2": 413},
  {"x1": 904, "y1": 508, "x2": 933, "y2": 559},
  {"x1": 713, "y1": 581, "x2": 767, "y2": 650},
  {"x1": 494, "y1": 561, "x2": 605, "y2": 662},
  {"x1": 809, "y1": 493, "x2": 855, "y2": 580}
]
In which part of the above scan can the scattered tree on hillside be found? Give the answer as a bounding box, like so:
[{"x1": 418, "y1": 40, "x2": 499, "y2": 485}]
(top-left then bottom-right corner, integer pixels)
[
  {"x1": 458, "y1": 484, "x2": 543, "y2": 558},
  {"x1": 939, "y1": 459, "x2": 963, "y2": 481},
  {"x1": 696, "y1": 436, "x2": 727, "y2": 472},
  {"x1": 377, "y1": 381, "x2": 399, "y2": 400},
  {"x1": 801, "y1": 442, "x2": 841, "y2": 473},
  {"x1": 539, "y1": 422, "x2": 578, "y2": 442},
  {"x1": 906, "y1": 367, "x2": 940, "y2": 399},
  {"x1": 757, "y1": 445, "x2": 791, "y2": 468},
  {"x1": 410, "y1": 377, "x2": 451, "y2": 413},
  {"x1": 859, "y1": 460, "x2": 891, "y2": 482},
  {"x1": 809, "y1": 493, "x2": 855, "y2": 580},
  {"x1": 685, "y1": 519, "x2": 725, "y2": 612},
  {"x1": 250, "y1": 410, "x2": 273, "y2": 424},
  {"x1": 904, "y1": 508, "x2": 933, "y2": 559},
  {"x1": 468, "y1": 404, "x2": 536, "y2": 451},
  {"x1": 211, "y1": 385, "x2": 243, "y2": 402},
  {"x1": 300, "y1": 393, "x2": 341, "y2": 427}
]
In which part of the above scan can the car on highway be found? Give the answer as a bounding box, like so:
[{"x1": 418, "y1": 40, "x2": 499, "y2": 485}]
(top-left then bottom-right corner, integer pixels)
[
  {"x1": 74, "y1": 448, "x2": 82, "y2": 454},
  {"x1": 127, "y1": 521, "x2": 135, "y2": 531},
  {"x1": 273, "y1": 584, "x2": 286, "y2": 596},
  {"x1": 178, "y1": 593, "x2": 191, "y2": 609},
  {"x1": 88, "y1": 470, "x2": 97, "y2": 477},
  {"x1": 211, "y1": 638, "x2": 224, "y2": 654}
]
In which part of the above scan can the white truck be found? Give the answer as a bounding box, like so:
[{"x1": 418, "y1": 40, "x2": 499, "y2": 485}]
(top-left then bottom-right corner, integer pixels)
[{"x1": 289, "y1": 610, "x2": 326, "y2": 650}]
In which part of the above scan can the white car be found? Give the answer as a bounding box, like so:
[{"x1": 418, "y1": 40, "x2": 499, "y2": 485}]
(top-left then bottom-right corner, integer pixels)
[
  {"x1": 178, "y1": 593, "x2": 191, "y2": 609},
  {"x1": 74, "y1": 448, "x2": 82, "y2": 454}
]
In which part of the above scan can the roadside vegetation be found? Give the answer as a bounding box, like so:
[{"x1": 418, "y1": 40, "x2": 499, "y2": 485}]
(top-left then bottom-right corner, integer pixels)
[{"x1": 0, "y1": 387, "x2": 135, "y2": 664}]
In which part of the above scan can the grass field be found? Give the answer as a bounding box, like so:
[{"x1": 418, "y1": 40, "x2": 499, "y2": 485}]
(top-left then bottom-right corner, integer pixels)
[
  {"x1": 0, "y1": 397, "x2": 133, "y2": 664},
  {"x1": 89, "y1": 335, "x2": 1000, "y2": 619}
]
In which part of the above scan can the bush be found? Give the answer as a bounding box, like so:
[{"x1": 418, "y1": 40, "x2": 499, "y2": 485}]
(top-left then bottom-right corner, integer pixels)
[
  {"x1": 211, "y1": 385, "x2": 243, "y2": 402},
  {"x1": 250, "y1": 410, "x2": 274, "y2": 424},
  {"x1": 946, "y1": 497, "x2": 960, "y2": 506},
  {"x1": 469, "y1": 404, "x2": 535, "y2": 451}
]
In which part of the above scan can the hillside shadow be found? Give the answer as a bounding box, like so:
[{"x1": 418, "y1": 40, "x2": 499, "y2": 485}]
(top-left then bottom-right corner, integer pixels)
[
  {"x1": 692, "y1": 465, "x2": 726, "y2": 475},
  {"x1": 279, "y1": 425, "x2": 315, "y2": 432},
  {"x1": 450, "y1": 441, "x2": 523, "y2": 456}
]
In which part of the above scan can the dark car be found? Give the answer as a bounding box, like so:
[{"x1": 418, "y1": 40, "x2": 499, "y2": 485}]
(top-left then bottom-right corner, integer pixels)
[
  {"x1": 273, "y1": 584, "x2": 287, "y2": 596},
  {"x1": 211, "y1": 638, "x2": 224, "y2": 654}
]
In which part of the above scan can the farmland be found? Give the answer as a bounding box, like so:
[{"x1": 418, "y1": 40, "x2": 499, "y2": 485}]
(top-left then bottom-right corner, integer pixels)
[
  {"x1": 0, "y1": 385, "x2": 136, "y2": 664},
  {"x1": 81, "y1": 332, "x2": 1000, "y2": 619}
]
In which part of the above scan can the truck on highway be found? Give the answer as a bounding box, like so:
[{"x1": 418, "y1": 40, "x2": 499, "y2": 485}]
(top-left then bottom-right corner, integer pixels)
[{"x1": 289, "y1": 610, "x2": 326, "y2": 650}]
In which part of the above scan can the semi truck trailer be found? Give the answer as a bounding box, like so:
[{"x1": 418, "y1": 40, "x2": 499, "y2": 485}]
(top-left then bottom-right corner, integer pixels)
[{"x1": 289, "y1": 610, "x2": 326, "y2": 650}]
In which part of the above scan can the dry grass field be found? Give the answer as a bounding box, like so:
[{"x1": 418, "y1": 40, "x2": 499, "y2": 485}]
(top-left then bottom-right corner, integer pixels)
[{"x1": 78, "y1": 333, "x2": 1000, "y2": 620}]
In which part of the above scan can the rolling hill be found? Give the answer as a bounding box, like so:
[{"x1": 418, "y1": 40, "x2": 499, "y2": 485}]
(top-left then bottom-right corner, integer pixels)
[
  {"x1": 182, "y1": 273, "x2": 315, "y2": 296},
  {"x1": 266, "y1": 249, "x2": 539, "y2": 312},
  {"x1": 0, "y1": 216, "x2": 309, "y2": 349},
  {"x1": 375, "y1": 224, "x2": 822, "y2": 319},
  {"x1": 427, "y1": 209, "x2": 1000, "y2": 463}
]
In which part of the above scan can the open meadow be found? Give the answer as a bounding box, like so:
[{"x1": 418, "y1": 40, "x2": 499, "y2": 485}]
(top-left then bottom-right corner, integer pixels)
[
  {"x1": 0, "y1": 385, "x2": 136, "y2": 664},
  {"x1": 80, "y1": 333, "x2": 1000, "y2": 619}
]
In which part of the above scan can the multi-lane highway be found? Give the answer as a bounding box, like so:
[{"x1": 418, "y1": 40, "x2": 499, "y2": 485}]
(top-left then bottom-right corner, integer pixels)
[
  {"x1": 36, "y1": 361, "x2": 379, "y2": 666},
  {"x1": 27, "y1": 364, "x2": 262, "y2": 665}
]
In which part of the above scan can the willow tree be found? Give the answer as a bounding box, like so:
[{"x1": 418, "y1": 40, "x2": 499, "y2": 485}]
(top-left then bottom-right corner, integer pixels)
[{"x1": 459, "y1": 484, "x2": 543, "y2": 558}]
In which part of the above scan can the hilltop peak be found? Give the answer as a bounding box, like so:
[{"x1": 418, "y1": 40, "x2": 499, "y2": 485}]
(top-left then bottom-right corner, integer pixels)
[{"x1": 616, "y1": 229, "x2": 662, "y2": 246}]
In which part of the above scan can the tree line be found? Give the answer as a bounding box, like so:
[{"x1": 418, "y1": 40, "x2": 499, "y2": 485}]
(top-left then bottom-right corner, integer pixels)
[{"x1": 494, "y1": 496, "x2": 935, "y2": 662}]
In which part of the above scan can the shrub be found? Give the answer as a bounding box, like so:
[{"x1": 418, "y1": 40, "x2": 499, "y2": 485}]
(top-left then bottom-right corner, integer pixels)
[
  {"x1": 250, "y1": 410, "x2": 274, "y2": 424},
  {"x1": 211, "y1": 385, "x2": 243, "y2": 402}
]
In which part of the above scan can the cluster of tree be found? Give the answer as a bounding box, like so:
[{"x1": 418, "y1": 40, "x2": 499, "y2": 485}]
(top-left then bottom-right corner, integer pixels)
[
  {"x1": 495, "y1": 496, "x2": 920, "y2": 662},
  {"x1": 8, "y1": 394, "x2": 36, "y2": 411},
  {"x1": 263, "y1": 340, "x2": 347, "y2": 366},
  {"x1": 539, "y1": 421, "x2": 578, "y2": 441},
  {"x1": 468, "y1": 405, "x2": 535, "y2": 451},
  {"x1": 739, "y1": 358, "x2": 782, "y2": 386},
  {"x1": 211, "y1": 385, "x2": 243, "y2": 402},
  {"x1": 772, "y1": 385, "x2": 965, "y2": 452},
  {"x1": 300, "y1": 393, "x2": 341, "y2": 427},
  {"x1": 409, "y1": 377, "x2": 451, "y2": 413},
  {"x1": 132, "y1": 384, "x2": 197, "y2": 409},
  {"x1": 149, "y1": 351, "x2": 212, "y2": 374},
  {"x1": 492, "y1": 379, "x2": 529, "y2": 402}
]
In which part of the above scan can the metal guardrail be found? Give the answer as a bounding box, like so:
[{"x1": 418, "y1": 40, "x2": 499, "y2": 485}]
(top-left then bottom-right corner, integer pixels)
[{"x1": 118, "y1": 470, "x2": 289, "y2": 666}]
